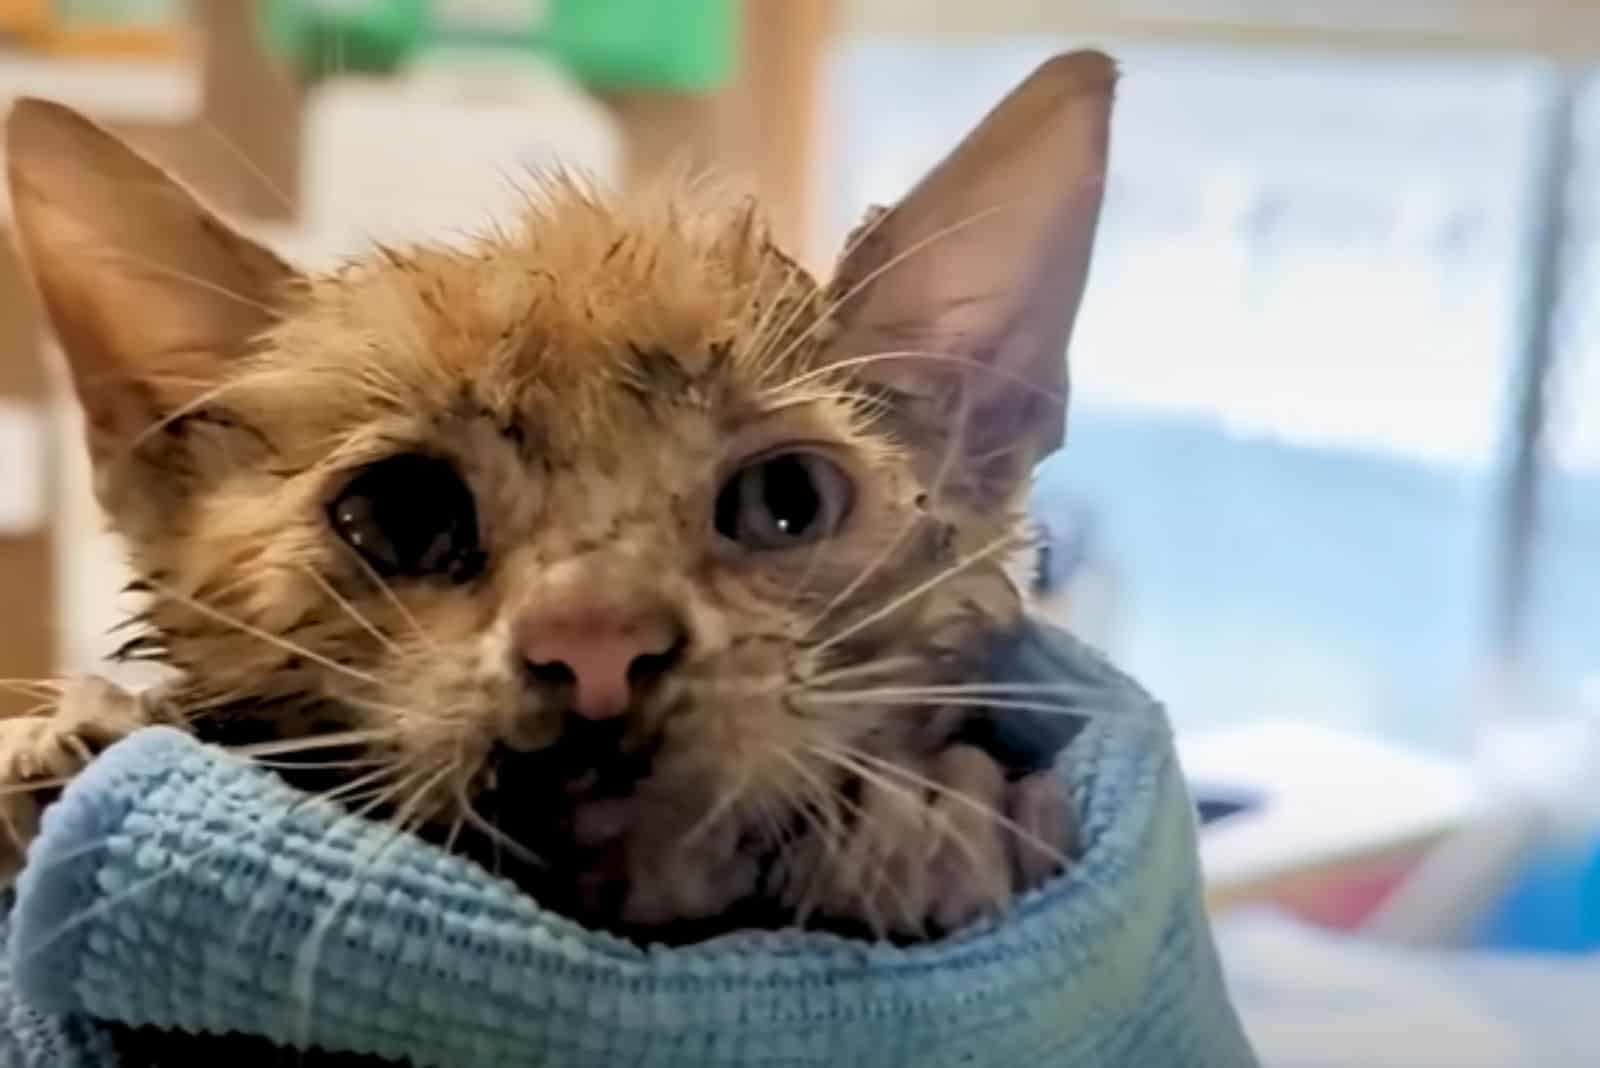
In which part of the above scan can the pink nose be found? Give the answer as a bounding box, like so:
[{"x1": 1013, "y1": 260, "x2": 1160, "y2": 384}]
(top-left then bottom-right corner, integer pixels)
[{"x1": 514, "y1": 604, "x2": 683, "y2": 720}]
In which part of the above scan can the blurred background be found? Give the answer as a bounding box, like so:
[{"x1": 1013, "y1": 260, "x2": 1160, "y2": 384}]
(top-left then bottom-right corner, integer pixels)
[{"x1": 1, "y1": 2, "x2": 1599, "y2": 1061}]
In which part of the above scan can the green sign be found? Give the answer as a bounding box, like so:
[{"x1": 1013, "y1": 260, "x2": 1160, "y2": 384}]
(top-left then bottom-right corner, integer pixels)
[
  {"x1": 50, "y1": 0, "x2": 181, "y2": 23},
  {"x1": 262, "y1": 0, "x2": 736, "y2": 91}
]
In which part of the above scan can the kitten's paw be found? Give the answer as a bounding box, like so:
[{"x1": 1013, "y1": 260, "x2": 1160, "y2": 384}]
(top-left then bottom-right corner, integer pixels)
[
  {"x1": 570, "y1": 793, "x2": 762, "y2": 931},
  {"x1": 614, "y1": 812, "x2": 763, "y2": 930},
  {"x1": 785, "y1": 744, "x2": 1076, "y2": 938},
  {"x1": 0, "y1": 677, "x2": 152, "y2": 882}
]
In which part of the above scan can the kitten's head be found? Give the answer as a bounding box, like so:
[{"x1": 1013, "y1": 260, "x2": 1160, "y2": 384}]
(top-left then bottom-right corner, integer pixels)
[{"x1": 7, "y1": 53, "x2": 1113, "y2": 936}]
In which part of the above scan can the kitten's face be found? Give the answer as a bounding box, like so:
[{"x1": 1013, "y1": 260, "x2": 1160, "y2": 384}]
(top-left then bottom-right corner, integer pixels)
[
  {"x1": 7, "y1": 53, "x2": 1113, "y2": 936},
  {"x1": 148, "y1": 197, "x2": 1019, "y2": 925}
]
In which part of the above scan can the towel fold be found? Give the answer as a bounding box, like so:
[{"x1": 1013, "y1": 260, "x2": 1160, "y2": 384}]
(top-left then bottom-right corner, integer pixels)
[{"x1": 1, "y1": 621, "x2": 1258, "y2": 1067}]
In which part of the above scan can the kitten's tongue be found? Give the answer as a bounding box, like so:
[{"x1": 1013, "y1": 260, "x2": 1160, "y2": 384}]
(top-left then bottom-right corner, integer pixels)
[{"x1": 570, "y1": 796, "x2": 634, "y2": 846}]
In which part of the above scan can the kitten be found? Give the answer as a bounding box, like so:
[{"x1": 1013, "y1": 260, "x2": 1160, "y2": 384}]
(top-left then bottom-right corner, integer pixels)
[{"x1": 0, "y1": 46, "x2": 1113, "y2": 972}]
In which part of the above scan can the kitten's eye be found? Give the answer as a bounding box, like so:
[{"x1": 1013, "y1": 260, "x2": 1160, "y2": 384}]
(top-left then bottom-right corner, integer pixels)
[
  {"x1": 714, "y1": 451, "x2": 853, "y2": 551},
  {"x1": 329, "y1": 454, "x2": 482, "y2": 580}
]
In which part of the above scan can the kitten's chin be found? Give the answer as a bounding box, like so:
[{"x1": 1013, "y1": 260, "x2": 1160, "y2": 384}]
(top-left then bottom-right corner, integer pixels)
[
  {"x1": 414, "y1": 743, "x2": 783, "y2": 947},
  {"x1": 436, "y1": 816, "x2": 786, "y2": 948}
]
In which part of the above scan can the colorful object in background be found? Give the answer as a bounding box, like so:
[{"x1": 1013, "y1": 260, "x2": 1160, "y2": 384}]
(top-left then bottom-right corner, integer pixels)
[
  {"x1": 262, "y1": 0, "x2": 737, "y2": 91},
  {"x1": 1181, "y1": 720, "x2": 1489, "y2": 932},
  {"x1": 1471, "y1": 835, "x2": 1600, "y2": 954},
  {"x1": 1255, "y1": 850, "x2": 1433, "y2": 931},
  {"x1": 0, "y1": 0, "x2": 47, "y2": 35},
  {"x1": 260, "y1": 0, "x2": 425, "y2": 77},
  {"x1": 2, "y1": 0, "x2": 184, "y2": 55},
  {"x1": 48, "y1": 0, "x2": 177, "y2": 23}
]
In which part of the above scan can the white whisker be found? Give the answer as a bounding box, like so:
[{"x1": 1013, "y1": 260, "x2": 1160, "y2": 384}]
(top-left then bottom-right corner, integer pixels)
[
  {"x1": 148, "y1": 580, "x2": 383, "y2": 688},
  {"x1": 812, "y1": 530, "x2": 1022, "y2": 655},
  {"x1": 225, "y1": 727, "x2": 399, "y2": 760},
  {"x1": 300, "y1": 565, "x2": 399, "y2": 654},
  {"x1": 764, "y1": 204, "x2": 1011, "y2": 376},
  {"x1": 808, "y1": 693, "x2": 1093, "y2": 721},
  {"x1": 813, "y1": 742, "x2": 1068, "y2": 874}
]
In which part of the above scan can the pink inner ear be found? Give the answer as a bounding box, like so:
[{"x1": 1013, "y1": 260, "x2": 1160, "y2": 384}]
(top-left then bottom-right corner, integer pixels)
[
  {"x1": 6, "y1": 96, "x2": 293, "y2": 470},
  {"x1": 822, "y1": 52, "x2": 1115, "y2": 480}
]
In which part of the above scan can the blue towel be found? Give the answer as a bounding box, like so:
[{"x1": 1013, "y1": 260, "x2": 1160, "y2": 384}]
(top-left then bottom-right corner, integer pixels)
[{"x1": 1, "y1": 623, "x2": 1258, "y2": 1067}]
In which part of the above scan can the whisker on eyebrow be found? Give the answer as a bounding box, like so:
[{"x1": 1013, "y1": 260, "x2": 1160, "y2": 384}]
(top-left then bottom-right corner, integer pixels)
[
  {"x1": 760, "y1": 202, "x2": 1014, "y2": 379},
  {"x1": 773, "y1": 348, "x2": 1066, "y2": 406},
  {"x1": 733, "y1": 228, "x2": 787, "y2": 364},
  {"x1": 745, "y1": 194, "x2": 917, "y2": 378},
  {"x1": 743, "y1": 270, "x2": 816, "y2": 395}
]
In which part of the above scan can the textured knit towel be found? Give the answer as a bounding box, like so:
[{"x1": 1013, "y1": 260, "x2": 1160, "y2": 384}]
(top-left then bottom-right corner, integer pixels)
[{"x1": 1, "y1": 622, "x2": 1258, "y2": 1067}]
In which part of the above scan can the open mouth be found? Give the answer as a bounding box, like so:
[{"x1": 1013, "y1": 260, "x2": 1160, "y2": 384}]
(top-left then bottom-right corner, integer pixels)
[
  {"x1": 419, "y1": 724, "x2": 791, "y2": 945},
  {"x1": 448, "y1": 726, "x2": 657, "y2": 926},
  {"x1": 240, "y1": 670, "x2": 1086, "y2": 948}
]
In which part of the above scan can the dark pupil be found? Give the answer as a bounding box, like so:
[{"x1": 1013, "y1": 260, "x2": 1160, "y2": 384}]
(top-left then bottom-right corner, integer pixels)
[
  {"x1": 331, "y1": 455, "x2": 479, "y2": 579},
  {"x1": 762, "y1": 455, "x2": 820, "y2": 536}
]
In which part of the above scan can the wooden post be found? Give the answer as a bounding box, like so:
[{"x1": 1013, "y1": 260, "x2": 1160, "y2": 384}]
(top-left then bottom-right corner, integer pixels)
[
  {"x1": 0, "y1": 238, "x2": 49, "y2": 717},
  {"x1": 0, "y1": 0, "x2": 48, "y2": 37},
  {"x1": 0, "y1": 0, "x2": 305, "y2": 711},
  {"x1": 596, "y1": 87, "x2": 724, "y2": 194},
  {"x1": 723, "y1": 0, "x2": 834, "y2": 268},
  {"x1": 601, "y1": 0, "x2": 836, "y2": 270},
  {"x1": 107, "y1": 1, "x2": 303, "y2": 221}
]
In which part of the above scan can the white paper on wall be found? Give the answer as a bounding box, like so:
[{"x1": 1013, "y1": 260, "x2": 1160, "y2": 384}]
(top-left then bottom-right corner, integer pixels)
[{"x1": 0, "y1": 398, "x2": 45, "y2": 536}]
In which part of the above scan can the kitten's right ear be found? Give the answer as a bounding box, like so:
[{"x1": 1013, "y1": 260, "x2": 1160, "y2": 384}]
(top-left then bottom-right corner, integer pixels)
[
  {"x1": 6, "y1": 98, "x2": 292, "y2": 467},
  {"x1": 822, "y1": 51, "x2": 1114, "y2": 505}
]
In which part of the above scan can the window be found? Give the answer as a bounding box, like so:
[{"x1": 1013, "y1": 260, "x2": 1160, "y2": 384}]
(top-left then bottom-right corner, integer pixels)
[
  {"x1": 1521, "y1": 77, "x2": 1600, "y2": 718},
  {"x1": 826, "y1": 38, "x2": 1563, "y2": 751}
]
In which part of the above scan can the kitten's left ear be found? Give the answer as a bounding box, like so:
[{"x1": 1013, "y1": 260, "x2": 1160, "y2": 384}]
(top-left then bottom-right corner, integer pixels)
[
  {"x1": 6, "y1": 98, "x2": 293, "y2": 469},
  {"x1": 823, "y1": 51, "x2": 1114, "y2": 501}
]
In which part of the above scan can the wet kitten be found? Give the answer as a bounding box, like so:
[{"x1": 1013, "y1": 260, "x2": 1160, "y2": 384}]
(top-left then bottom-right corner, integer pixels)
[{"x1": 0, "y1": 45, "x2": 1113, "y2": 977}]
